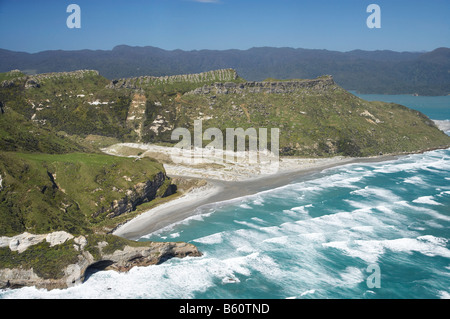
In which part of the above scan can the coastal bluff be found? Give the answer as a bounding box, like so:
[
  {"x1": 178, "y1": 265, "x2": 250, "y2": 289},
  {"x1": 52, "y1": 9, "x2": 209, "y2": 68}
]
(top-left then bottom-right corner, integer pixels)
[
  {"x1": 185, "y1": 75, "x2": 336, "y2": 95},
  {"x1": 106, "y1": 68, "x2": 240, "y2": 90},
  {"x1": 0, "y1": 231, "x2": 201, "y2": 290}
]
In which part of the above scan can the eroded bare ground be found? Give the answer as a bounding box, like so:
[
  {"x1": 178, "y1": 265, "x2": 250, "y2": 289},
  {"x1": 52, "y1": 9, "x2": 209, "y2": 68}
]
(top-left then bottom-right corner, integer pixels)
[{"x1": 102, "y1": 143, "x2": 354, "y2": 182}]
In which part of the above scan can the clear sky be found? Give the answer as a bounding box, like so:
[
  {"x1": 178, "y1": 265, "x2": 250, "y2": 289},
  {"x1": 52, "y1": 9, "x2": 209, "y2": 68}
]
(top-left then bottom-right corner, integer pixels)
[{"x1": 0, "y1": 0, "x2": 449, "y2": 53}]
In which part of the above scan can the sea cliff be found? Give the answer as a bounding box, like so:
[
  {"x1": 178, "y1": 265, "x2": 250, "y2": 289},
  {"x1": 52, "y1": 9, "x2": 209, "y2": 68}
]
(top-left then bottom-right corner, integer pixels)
[{"x1": 0, "y1": 231, "x2": 200, "y2": 290}]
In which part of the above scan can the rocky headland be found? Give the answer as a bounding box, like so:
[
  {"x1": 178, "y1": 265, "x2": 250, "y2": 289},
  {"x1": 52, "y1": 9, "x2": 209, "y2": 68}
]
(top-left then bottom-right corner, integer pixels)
[{"x1": 0, "y1": 231, "x2": 200, "y2": 290}]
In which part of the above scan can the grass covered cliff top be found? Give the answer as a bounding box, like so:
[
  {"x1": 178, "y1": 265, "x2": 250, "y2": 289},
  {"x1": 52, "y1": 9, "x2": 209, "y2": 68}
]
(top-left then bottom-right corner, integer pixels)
[
  {"x1": 1, "y1": 68, "x2": 449, "y2": 237},
  {"x1": 0, "y1": 151, "x2": 173, "y2": 237}
]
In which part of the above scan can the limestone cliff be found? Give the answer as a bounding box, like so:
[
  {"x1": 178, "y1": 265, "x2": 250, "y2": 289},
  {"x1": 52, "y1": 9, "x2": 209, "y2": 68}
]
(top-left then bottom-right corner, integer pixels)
[
  {"x1": 186, "y1": 76, "x2": 336, "y2": 95},
  {"x1": 93, "y1": 171, "x2": 175, "y2": 220},
  {"x1": 107, "y1": 69, "x2": 239, "y2": 90},
  {"x1": 1, "y1": 70, "x2": 100, "y2": 89},
  {"x1": 0, "y1": 231, "x2": 201, "y2": 290}
]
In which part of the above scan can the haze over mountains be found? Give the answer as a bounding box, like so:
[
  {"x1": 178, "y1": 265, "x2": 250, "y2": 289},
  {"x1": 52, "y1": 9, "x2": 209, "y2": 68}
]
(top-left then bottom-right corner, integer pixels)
[{"x1": 1, "y1": 46, "x2": 449, "y2": 96}]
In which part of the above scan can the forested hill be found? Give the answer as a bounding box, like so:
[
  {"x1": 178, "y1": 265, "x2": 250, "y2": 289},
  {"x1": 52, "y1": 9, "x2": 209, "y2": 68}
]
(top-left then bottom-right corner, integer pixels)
[{"x1": 1, "y1": 46, "x2": 449, "y2": 96}]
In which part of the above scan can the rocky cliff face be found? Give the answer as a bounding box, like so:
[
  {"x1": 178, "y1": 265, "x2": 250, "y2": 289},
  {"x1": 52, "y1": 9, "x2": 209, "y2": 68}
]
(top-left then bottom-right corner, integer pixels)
[
  {"x1": 186, "y1": 76, "x2": 335, "y2": 95},
  {"x1": 0, "y1": 231, "x2": 201, "y2": 290},
  {"x1": 98, "y1": 171, "x2": 175, "y2": 219},
  {"x1": 107, "y1": 69, "x2": 239, "y2": 90},
  {"x1": 1, "y1": 70, "x2": 100, "y2": 89}
]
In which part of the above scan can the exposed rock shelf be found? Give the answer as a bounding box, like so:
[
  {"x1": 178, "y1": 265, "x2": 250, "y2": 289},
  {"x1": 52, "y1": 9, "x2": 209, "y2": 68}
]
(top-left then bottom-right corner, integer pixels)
[
  {"x1": 186, "y1": 75, "x2": 336, "y2": 95},
  {"x1": 0, "y1": 231, "x2": 201, "y2": 290},
  {"x1": 1, "y1": 70, "x2": 100, "y2": 89},
  {"x1": 107, "y1": 69, "x2": 239, "y2": 90}
]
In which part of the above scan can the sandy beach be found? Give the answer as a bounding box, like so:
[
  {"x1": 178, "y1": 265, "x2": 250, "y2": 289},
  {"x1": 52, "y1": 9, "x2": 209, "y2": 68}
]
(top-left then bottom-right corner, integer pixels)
[{"x1": 108, "y1": 143, "x2": 399, "y2": 240}]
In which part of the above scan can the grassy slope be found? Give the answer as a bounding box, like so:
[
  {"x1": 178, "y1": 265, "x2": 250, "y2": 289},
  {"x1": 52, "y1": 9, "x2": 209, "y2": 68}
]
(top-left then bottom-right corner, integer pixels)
[
  {"x1": 1, "y1": 68, "x2": 449, "y2": 284},
  {"x1": 1, "y1": 69, "x2": 449, "y2": 235},
  {"x1": 0, "y1": 151, "x2": 170, "y2": 237},
  {"x1": 0, "y1": 71, "x2": 185, "y2": 281},
  {"x1": 0, "y1": 108, "x2": 86, "y2": 154},
  {"x1": 142, "y1": 80, "x2": 450, "y2": 156},
  {"x1": 0, "y1": 71, "x2": 178, "y2": 239},
  {"x1": 0, "y1": 71, "x2": 135, "y2": 140},
  {"x1": 0, "y1": 70, "x2": 25, "y2": 82},
  {"x1": 139, "y1": 73, "x2": 246, "y2": 143}
]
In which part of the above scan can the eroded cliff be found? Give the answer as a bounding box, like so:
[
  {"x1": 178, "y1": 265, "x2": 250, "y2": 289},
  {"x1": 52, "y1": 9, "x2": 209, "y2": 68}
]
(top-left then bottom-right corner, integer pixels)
[{"x1": 0, "y1": 231, "x2": 201, "y2": 290}]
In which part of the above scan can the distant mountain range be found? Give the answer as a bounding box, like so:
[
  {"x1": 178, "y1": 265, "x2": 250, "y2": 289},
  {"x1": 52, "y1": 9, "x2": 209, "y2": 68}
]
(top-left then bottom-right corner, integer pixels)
[{"x1": 1, "y1": 46, "x2": 449, "y2": 95}]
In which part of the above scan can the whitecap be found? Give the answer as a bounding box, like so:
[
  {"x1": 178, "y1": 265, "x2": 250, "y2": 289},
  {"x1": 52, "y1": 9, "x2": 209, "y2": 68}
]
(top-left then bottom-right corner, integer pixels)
[
  {"x1": 396, "y1": 200, "x2": 450, "y2": 222},
  {"x1": 344, "y1": 199, "x2": 373, "y2": 210},
  {"x1": 252, "y1": 196, "x2": 265, "y2": 206},
  {"x1": 403, "y1": 176, "x2": 427, "y2": 186},
  {"x1": 372, "y1": 152, "x2": 450, "y2": 174},
  {"x1": 141, "y1": 209, "x2": 215, "y2": 238},
  {"x1": 417, "y1": 235, "x2": 448, "y2": 246},
  {"x1": 351, "y1": 226, "x2": 374, "y2": 233},
  {"x1": 233, "y1": 220, "x2": 261, "y2": 230},
  {"x1": 193, "y1": 232, "x2": 224, "y2": 245},
  {"x1": 251, "y1": 217, "x2": 266, "y2": 224},
  {"x1": 263, "y1": 236, "x2": 289, "y2": 245},
  {"x1": 290, "y1": 205, "x2": 313, "y2": 214},
  {"x1": 222, "y1": 276, "x2": 240, "y2": 284},
  {"x1": 298, "y1": 232, "x2": 326, "y2": 242},
  {"x1": 300, "y1": 289, "x2": 316, "y2": 297},
  {"x1": 338, "y1": 267, "x2": 365, "y2": 286},
  {"x1": 260, "y1": 225, "x2": 281, "y2": 235},
  {"x1": 438, "y1": 291, "x2": 450, "y2": 299},
  {"x1": 350, "y1": 186, "x2": 401, "y2": 202},
  {"x1": 322, "y1": 240, "x2": 383, "y2": 264},
  {"x1": 323, "y1": 235, "x2": 450, "y2": 263},
  {"x1": 407, "y1": 222, "x2": 426, "y2": 231},
  {"x1": 412, "y1": 196, "x2": 443, "y2": 206},
  {"x1": 433, "y1": 119, "x2": 450, "y2": 132}
]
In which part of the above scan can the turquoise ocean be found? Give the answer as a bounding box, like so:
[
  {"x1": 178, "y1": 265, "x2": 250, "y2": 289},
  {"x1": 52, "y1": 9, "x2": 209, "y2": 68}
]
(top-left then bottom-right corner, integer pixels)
[{"x1": 1, "y1": 94, "x2": 449, "y2": 299}]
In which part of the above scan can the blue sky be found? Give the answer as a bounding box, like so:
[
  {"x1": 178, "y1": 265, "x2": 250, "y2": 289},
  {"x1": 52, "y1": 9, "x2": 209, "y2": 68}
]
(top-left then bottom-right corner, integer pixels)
[{"x1": 0, "y1": 0, "x2": 449, "y2": 53}]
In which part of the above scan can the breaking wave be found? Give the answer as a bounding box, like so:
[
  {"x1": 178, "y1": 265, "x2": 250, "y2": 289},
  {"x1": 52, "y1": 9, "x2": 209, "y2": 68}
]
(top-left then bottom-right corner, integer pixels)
[{"x1": 2, "y1": 148, "x2": 450, "y2": 299}]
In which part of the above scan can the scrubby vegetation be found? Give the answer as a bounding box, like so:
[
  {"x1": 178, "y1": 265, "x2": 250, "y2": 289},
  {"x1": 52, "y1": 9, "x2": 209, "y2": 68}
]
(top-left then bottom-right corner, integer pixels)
[
  {"x1": 0, "y1": 152, "x2": 171, "y2": 236},
  {"x1": 0, "y1": 70, "x2": 135, "y2": 139},
  {"x1": 137, "y1": 76, "x2": 450, "y2": 157},
  {"x1": 0, "y1": 68, "x2": 449, "y2": 240}
]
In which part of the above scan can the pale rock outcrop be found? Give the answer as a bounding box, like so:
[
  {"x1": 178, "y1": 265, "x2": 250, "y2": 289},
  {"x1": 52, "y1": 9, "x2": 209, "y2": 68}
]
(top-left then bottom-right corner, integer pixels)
[
  {"x1": 107, "y1": 69, "x2": 239, "y2": 90},
  {"x1": 0, "y1": 231, "x2": 75, "y2": 253},
  {"x1": 186, "y1": 76, "x2": 336, "y2": 95},
  {"x1": 6, "y1": 233, "x2": 47, "y2": 253},
  {"x1": 98, "y1": 171, "x2": 173, "y2": 219},
  {"x1": 0, "y1": 231, "x2": 201, "y2": 290},
  {"x1": 1, "y1": 70, "x2": 99, "y2": 89},
  {"x1": 46, "y1": 231, "x2": 74, "y2": 247}
]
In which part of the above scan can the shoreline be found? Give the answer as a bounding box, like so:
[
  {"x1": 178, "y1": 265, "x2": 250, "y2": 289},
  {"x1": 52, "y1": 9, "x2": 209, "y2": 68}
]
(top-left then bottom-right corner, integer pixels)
[{"x1": 113, "y1": 153, "x2": 400, "y2": 241}]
